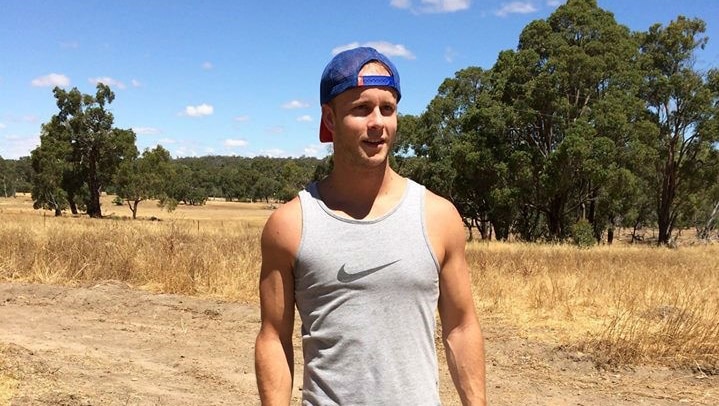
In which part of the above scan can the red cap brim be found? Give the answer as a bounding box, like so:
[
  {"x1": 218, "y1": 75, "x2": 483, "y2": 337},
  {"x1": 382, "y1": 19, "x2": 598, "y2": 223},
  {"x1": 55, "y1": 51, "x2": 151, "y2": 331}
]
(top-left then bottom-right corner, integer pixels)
[{"x1": 319, "y1": 119, "x2": 333, "y2": 143}]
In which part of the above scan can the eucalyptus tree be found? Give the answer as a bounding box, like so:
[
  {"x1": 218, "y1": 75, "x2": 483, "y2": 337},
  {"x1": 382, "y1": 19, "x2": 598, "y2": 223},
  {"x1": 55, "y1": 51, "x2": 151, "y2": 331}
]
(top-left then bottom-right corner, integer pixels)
[
  {"x1": 417, "y1": 67, "x2": 518, "y2": 240},
  {"x1": 491, "y1": 0, "x2": 639, "y2": 240},
  {"x1": 33, "y1": 83, "x2": 137, "y2": 217},
  {"x1": 30, "y1": 131, "x2": 72, "y2": 216},
  {"x1": 114, "y1": 145, "x2": 174, "y2": 219},
  {"x1": 637, "y1": 16, "x2": 719, "y2": 244}
]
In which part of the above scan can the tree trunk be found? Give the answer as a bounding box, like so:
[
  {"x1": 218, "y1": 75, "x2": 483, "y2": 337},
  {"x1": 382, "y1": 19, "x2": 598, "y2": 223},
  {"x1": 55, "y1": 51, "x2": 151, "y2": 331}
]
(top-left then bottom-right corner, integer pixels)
[
  {"x1": 67, "y1": 192, "x2": 79, "y2": 215},
  {"x1": 547, "y1": 195, "x2": 566, "y2": 240},
  {"x1": 132, "y1": 200, "x2": 140, "y2": 219},
  {"x1": 86, "y1": 150, "x2": 102, "y2": 218},
  {"x1": 479, "y1": 216, "x2": 492, "y2": 240},
  {"x1": 462, "y1": 217, "x2": 474, "y2": 242},
  {"x1": 587, "y1": 188, "x2": 603, "y2": 242},
  {"x1": 657, "y1": 158, "x2": 676, "y2": 245},
  {"x1": 698, "y1": 200, "x2": 719, "y2": 240}
]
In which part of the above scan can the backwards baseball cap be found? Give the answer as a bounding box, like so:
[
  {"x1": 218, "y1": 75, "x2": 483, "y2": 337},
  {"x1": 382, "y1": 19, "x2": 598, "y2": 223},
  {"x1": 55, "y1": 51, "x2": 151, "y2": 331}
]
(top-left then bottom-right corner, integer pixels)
[{"x1": 319, "y1": 47, "x2": 401, "y2": 143}]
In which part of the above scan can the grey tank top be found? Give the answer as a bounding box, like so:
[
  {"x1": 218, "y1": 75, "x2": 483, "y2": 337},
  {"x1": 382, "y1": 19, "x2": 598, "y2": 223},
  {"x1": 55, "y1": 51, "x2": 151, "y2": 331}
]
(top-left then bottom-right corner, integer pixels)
[{"x1": 295, "y1": 179, "x2": 441, "y2": 405}]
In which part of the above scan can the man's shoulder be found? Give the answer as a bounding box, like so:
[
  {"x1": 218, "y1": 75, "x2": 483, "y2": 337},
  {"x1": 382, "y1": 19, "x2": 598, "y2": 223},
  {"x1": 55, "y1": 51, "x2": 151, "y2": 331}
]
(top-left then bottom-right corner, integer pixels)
[
  {"x1": 261, "y1": 196, "x2": 302, "y2": 253},
  {"x1": 265, "y1": 196, "x2": 302, "y2": 229},
  {"x1": 420, "y1": 186, "x2": 460, "y2": 218}
]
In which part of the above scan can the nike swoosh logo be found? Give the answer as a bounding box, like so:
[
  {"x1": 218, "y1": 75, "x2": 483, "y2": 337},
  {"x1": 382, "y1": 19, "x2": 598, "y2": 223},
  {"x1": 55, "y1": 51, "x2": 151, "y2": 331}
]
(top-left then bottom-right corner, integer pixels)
[{"x1": 336, "y1": 260, "x2": 401, "y2": 283}]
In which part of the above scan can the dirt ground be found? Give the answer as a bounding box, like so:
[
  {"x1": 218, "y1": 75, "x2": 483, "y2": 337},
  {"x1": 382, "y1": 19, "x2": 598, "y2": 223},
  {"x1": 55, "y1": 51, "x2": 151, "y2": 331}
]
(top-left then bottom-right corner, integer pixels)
[{"x1": 0, "y1": 281, "x2": 716, "y2": 405}]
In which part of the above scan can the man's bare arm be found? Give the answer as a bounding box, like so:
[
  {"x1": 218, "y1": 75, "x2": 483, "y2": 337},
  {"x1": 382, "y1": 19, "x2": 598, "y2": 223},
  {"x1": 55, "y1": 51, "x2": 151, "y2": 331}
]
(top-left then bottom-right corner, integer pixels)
[
  {"x1": 255, "y1": 199, "x2": 301, "y2": 405},
  {"x1": 429, "y1": 194, "x2": 487, "y2": 405}
]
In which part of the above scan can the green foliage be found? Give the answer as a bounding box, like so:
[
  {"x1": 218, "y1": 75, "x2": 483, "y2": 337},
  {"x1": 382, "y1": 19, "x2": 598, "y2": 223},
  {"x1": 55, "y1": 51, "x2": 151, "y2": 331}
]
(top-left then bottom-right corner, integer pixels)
[
  {"x1": 571, "y1": 219, "x2": 597, "y2": 247},
  {"x1": 394, "y1": 0, "x2": 719, "y2": 245},
  {"x1": 31, "y1": 84, "x2": 137, "y2": 217},
  {"x1": 0, "y1": 156, "x2": 30, "y2": 197},
  {"x1": 114, "y1": 145, "x2": 173, "y2": 218},
  {"x1": 637, "y1": 16, "x2": 719, "y2": 244}
]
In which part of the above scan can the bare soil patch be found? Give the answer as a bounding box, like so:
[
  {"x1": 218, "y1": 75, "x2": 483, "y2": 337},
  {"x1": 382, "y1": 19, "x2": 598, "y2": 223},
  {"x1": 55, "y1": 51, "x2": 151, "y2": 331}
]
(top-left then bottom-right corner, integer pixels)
[{"x1": 1, "y1": 281, "x2": 716, "y2": 405}]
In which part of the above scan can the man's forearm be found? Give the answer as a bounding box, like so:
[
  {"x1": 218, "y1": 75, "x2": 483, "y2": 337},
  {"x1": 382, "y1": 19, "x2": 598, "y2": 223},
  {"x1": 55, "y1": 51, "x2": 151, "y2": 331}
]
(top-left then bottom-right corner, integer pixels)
[
  {"x1": 255, "y1": 335, "x2": 294, "y2": 405},
  {"x1": 444, "y1": 324, "x2": 487, "y2": 406}
]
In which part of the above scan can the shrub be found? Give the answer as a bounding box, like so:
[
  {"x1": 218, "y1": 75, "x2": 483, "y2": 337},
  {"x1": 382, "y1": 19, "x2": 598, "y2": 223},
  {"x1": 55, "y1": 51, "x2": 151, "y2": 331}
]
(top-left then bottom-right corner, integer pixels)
[{"x1": 571, "y1": 219, "x2": 596, "y2": 247}]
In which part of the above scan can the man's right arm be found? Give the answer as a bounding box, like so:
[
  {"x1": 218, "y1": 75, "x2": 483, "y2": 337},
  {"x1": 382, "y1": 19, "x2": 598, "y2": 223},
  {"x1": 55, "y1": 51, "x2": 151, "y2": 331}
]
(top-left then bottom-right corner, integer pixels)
[{"x1": 255, "y1": 199, "x2": 301, "y2": 405}]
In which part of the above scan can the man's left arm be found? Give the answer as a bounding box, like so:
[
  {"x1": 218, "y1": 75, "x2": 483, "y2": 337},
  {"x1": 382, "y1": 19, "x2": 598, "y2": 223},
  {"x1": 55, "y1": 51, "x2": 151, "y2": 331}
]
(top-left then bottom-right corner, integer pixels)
[{"x1": 430, "y1": 195, "x2": 487, "y2": 406}]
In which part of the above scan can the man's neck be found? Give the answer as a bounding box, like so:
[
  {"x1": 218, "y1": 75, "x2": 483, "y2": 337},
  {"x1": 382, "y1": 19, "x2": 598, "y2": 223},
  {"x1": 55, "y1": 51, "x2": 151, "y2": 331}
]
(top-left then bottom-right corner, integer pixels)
[{"x1": 318, "y1": 163, "x2": 405, "y2": 220}]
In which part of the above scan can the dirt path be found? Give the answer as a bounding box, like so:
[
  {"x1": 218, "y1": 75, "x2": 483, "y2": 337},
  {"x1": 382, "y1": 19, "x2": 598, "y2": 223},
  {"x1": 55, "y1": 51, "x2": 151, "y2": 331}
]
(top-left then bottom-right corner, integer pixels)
[{"x1": 1, "y1": 282, "x2": 716, "y2": 405}]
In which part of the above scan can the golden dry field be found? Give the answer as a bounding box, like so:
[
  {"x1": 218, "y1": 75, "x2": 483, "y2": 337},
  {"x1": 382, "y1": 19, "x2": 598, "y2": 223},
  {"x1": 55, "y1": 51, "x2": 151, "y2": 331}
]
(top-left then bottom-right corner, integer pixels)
[
  {"x1": 1, "y1": 193, "x2": 718, "y2": 404},
  {"x1": 0, "y1": 194, "x2": 271, "y2": 302}
]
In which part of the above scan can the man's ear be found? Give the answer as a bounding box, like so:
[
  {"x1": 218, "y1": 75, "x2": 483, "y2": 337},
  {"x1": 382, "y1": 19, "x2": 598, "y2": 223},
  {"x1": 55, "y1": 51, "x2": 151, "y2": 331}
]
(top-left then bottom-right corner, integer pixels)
[{"x1": 321, "y1": 104, "x2": 335, "y2": 135}]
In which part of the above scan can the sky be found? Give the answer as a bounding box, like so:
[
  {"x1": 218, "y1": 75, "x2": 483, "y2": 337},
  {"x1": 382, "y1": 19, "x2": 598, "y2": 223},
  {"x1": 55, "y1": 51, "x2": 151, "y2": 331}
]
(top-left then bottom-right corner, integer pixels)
[{"x1": 1, "y1": 0, "x2": 718, "y2": 160}]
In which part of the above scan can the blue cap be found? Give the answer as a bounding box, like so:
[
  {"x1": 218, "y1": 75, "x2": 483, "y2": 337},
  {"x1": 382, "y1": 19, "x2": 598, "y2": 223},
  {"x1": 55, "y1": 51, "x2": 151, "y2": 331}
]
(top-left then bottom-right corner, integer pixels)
[{"x1": 319, "y1": 47, "x2": 401, "y2": 142}]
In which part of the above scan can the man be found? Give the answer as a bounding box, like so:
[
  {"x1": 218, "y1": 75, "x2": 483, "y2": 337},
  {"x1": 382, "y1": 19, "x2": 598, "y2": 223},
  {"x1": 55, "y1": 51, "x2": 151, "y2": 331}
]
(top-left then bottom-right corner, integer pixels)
[{"x1": 255, "y1": 47, "x2": 486, "y2": 405}]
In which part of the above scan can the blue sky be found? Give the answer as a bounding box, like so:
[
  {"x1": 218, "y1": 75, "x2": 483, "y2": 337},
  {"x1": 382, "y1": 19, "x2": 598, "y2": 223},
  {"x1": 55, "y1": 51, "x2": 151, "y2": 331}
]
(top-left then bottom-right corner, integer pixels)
[{"x1": 1, "y1": 0, "x2": 718, "y2": 160}]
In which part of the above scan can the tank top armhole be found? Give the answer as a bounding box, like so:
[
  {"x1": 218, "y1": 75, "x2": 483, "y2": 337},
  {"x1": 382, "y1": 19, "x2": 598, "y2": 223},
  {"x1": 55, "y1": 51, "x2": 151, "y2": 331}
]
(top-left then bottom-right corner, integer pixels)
[
  {"x1": 292, "y1": 187, "x2": 311, "y2": 274},
  {"x1": 417, "y1": 182, "x2": 441, "y2": 274}
]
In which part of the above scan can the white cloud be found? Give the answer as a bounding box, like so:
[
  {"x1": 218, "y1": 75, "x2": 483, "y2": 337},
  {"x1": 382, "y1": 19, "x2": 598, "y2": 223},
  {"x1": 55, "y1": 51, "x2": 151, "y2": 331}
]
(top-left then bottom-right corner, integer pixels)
[
  {"x1": 302, "y1": 144, "x2": 331, "y2": 158},
  {"x1": 0, "y1": 123, "x2": 6, "y2": 130},
  {"x1": 202, "y1": 61, "x2": 214, "y2": 70},
  {"x1": 421, "y1": 0, "x2": 471, "y2": 13},
  {"x1": 332, "y1": 41, "x2": 416, "y2": 60},
  {"x1": 173, "y1": 146, "x2": 199, "y2": 157},
  {"x1": 182, "y1": 103, "x2": 214, "y2": 117},
  {"x1": 260, "y1": 148, "x2": 288, "y2": 158},
  {"x1": 89, "y1": 77, "x2": 127, "y2": 89},
  {"x1": 132, "y1": 127, "x2": 162, "y2": 136},
  {"x1": 31, "y1": 73, "x2": 70, "y2": 87},
  {"x1": 297, "y1": 115, "x2": 312, "y2": 122},
  {"x1": 390, "y1": 0, "x2": 471, "y2": 13},
  {"x1": 224, "y1": 138, "x2": 248, "y2": 148},
  {"x1": 158, "y1": 138, "x2": 176, "y2": 144},
  {"x1": 234, "y1": 115, "x2": 250, "y2": 122},
  {"x1": 131, "y1": 79, "x2": 142, "y2": 88},
  {"x1": 546, "y1": 0, "x2": 562, "y2": 6},
  {"x1": 495, "y1": 1, "x2": 538, "y2": 17},
  {"x1": 282, "y1": 100, "x2": 309, "y2": 109}
]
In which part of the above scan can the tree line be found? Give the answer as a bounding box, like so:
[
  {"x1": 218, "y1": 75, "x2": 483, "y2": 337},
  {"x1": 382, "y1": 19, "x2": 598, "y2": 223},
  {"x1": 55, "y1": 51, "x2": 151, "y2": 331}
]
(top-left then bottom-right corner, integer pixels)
[
  {"x1": 2, "y1": 101, "x2": 324, "y2": 220},
  {"x1": 392, "y1": 0, "x2": 719, "y2": 245},
  {"x1": 1, "y1": 0, "x2": 717, "y2": 244}
]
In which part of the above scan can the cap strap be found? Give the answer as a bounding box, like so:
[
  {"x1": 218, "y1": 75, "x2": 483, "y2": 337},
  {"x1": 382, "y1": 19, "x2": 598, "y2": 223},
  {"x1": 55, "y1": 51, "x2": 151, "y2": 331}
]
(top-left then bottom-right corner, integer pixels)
[{"x1": 358, "y1": 75, "x2": 396, "y2": 87}]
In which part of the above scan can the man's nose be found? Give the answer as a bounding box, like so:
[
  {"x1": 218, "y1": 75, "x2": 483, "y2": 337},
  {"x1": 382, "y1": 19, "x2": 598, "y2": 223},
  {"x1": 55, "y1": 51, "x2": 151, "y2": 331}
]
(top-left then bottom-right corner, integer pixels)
[{"x1": 367, "y1": 107, "x2": 385, "y2": 129}]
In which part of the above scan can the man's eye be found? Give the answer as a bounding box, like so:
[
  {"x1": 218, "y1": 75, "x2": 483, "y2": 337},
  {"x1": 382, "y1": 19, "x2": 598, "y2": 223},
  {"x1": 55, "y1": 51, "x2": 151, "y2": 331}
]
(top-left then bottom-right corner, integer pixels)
[
  {"x1": 381, "y1": 106, "x2": 395, "y2": 115},
  {"x1": 353, "y1": 106, "x2": 371, "y2": 115}
]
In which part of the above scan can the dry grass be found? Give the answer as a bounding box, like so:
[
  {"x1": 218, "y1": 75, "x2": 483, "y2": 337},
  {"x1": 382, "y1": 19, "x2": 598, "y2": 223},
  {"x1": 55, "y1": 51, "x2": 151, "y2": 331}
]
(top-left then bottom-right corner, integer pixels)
[
  {"x1": 0, "y1": 346, "x2": 19, "y2": 406},
  {"x1": 0, "y1": 195, "x2": 269, "y2": 302},
  {"x1": 1, "y1": 194, "x2": 718, "y2": 372},
  {"x1": 468, "y1": 241, "x2": 719, "y2": 373}
]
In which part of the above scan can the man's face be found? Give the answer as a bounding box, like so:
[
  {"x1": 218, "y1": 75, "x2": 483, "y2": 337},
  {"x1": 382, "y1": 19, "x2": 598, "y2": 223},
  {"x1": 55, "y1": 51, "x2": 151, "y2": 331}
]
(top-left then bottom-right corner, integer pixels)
[{"x1": 321, "y1": 63, "x2": 398, "y2": 168}]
